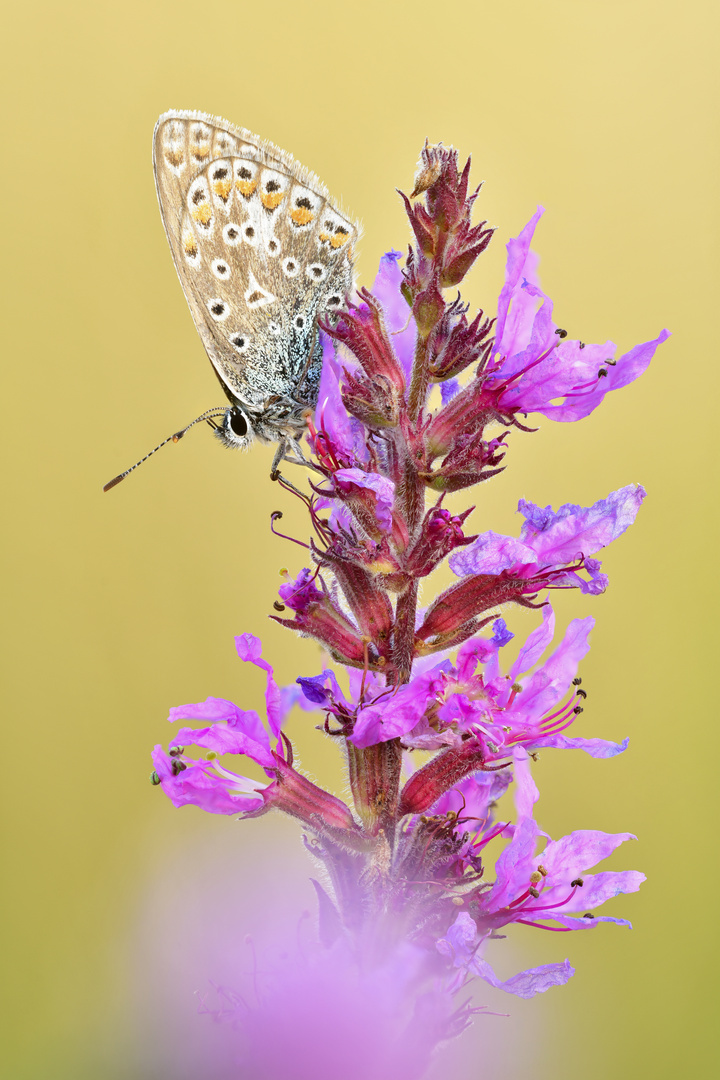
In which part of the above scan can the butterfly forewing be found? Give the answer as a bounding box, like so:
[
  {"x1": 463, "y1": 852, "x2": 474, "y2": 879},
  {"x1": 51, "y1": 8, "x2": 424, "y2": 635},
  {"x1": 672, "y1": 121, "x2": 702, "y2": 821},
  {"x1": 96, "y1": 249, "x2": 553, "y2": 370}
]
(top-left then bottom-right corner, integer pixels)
[{"x1": 153, "y1": 111, "x2": 357, "y2": 417}]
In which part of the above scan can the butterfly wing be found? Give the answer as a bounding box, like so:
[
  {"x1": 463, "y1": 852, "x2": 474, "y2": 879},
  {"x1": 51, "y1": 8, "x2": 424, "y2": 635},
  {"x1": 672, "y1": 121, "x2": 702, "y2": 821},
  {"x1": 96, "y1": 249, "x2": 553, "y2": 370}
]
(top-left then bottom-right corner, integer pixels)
[{"x1": 153, "y1": 111, "x2": 358, "y2": 417}]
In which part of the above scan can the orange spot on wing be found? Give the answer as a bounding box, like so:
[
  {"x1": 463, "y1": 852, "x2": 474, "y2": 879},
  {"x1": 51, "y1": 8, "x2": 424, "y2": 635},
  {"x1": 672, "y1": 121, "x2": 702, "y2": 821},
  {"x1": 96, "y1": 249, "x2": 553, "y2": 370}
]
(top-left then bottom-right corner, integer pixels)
[
  {"x1": 321, "y1": 229, "x2": 350, "y2": 249},
  {"x1": 236, "y1": 178, "x2": 258, "y2": 197},
  {"x1": 191, "y1": 204, "x2": 213, "y2": 226},
  {"x1": 183, "y1": 235, "x2": 199, "y2": 257},
  {"x1": 191, "y1": 144, "x2": 210, "y2": 161},
  {"x1": 261, "y1": 191, "x2": 285, "y2": 210},
  {"x1": 213, "y1": 178, "x2": 233, "y2": 201},
  {"x1": 290, "y1": 206, "x2": 314, "y2": 226}
]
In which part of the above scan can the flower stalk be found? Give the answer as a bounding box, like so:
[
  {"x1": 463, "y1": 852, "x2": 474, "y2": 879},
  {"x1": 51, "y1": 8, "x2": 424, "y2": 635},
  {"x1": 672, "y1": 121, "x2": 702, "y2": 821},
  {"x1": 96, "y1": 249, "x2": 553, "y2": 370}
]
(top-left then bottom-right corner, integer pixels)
[{"x1": 150, "y1": 142, "x2": 668, "y2": 1067}]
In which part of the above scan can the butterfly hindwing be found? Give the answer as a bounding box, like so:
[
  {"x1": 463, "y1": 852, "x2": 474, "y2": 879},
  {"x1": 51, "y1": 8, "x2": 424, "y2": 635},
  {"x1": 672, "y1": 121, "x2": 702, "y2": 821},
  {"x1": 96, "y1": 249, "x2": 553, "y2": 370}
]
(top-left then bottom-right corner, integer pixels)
[{"x1": 153, "y1": 111, "x2": 357, "y2": 415}]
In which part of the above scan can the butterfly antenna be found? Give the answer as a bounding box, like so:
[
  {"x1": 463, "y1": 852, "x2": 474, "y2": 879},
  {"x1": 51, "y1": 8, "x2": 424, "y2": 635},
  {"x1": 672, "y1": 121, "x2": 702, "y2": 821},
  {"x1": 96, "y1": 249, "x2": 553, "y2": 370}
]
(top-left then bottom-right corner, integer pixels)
[{"x1": 102, "y1": 407, "x2": 228, "y2": 492}]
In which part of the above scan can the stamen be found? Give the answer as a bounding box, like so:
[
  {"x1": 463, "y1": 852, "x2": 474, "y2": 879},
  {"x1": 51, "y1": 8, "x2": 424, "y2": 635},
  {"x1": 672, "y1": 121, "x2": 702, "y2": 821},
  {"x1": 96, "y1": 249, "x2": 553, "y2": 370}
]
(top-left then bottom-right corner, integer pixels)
[{"x1": 270, "y1": 510, "x2": 311, "y2": 549}]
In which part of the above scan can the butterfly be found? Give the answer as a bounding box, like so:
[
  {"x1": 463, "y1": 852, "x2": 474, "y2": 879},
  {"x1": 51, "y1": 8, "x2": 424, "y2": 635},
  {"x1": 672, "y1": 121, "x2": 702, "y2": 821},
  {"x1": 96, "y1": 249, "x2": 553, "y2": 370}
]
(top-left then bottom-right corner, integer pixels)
[{"x1": 104, "y1": 111, "x2": 358, "y2": 490}]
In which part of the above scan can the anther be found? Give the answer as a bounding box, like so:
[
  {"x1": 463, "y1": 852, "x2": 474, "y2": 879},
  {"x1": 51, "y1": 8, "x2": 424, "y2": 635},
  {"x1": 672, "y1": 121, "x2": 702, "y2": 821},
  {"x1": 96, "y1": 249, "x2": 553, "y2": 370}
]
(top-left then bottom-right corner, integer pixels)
[
  {"x1": 150, "y1": 770, "x2": 161, "y2": 786},
  {"x1": 273, "y1": 601, "x2": 286, "y2": 611},
  {"x1": 555, "y1": 328, "x2": 568, "y2": 338},
  {"x1": 573, "y1": 706, "x2": 584, "y2": 715},
  {"x1": 171, "y1": 759, "x2": 187, "y2": 776},
  {"x1": 572, "y1": 677, "x2": 582, "y2": 686},
  {"x1": 579, "y1": 342, "x2": 586, "y2": 349},
  {"x1": 582, "y1": 912, "x2": 594, "y2": 919},
  {"x1": 576, "y1": 688, "x2": 587, "y2": 699},
  {"x1": 571, "y1": 877, "x2": 584, "y2": 888},
  {"x1": 168, "y1": 746, "x2": 184, "y2": 757},
  {"x1": 206, "y1": 751, "x2": 218, "y2": 761},
  {"x1": 451, "y1": 896, "x2": 465, "y2": 906},
  {"x1": 598, "y1": 368, "x2": 608, "y2": 378},
  {"x1": 537, "y1": 864, "x2": 548, "y2": 876},
  {"x1": 528, "y1": 886, "x2": 540, "y2": 898},
  {"x1": 530, "y1": 871, "x2": 542, "y2": 884}
]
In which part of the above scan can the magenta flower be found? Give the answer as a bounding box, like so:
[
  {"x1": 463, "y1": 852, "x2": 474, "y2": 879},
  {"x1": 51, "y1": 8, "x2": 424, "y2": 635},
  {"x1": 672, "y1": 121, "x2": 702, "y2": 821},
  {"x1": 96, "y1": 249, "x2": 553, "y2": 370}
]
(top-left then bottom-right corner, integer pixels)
[
  {"x1": 412, "y1": 484, "x2": 646, "y2": 653},
  {"x1": 449, "y1": 484, "x2": 646, "y2": 590},
  {"x1": 351, "y1": 606, "x2": 626, "y2": 763},
  {"x1": 152, "y1": 634, "x2": 364, "y2": 844},
  {"x1": 437, "y1": 750, "x2": 644, "y2": 998},
  {"x1": 487, "y1": 206, "x2": 670, "y2": 422}
]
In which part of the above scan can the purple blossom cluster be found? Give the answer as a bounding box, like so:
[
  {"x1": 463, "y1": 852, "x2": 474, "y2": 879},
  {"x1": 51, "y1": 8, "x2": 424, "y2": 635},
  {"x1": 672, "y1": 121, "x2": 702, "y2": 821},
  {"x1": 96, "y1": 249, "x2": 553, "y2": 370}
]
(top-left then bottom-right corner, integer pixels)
[{"x1": 151, "y1": 144, "x2": 666, "y2": 1071}]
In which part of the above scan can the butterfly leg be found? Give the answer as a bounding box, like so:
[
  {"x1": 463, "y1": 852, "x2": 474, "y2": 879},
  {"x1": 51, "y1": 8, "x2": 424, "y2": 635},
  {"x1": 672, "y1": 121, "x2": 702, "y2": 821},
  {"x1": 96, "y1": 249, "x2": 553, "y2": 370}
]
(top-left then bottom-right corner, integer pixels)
[{"x1": 269, "y1": 436, "x2": 323, "y2": 479}]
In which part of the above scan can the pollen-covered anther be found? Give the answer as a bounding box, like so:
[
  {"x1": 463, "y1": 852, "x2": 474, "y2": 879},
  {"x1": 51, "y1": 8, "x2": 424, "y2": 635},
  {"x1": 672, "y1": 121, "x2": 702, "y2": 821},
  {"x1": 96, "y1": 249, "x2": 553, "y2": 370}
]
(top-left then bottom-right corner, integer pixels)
[
  {"x1": 451, "y1": 896, "x2": 465, "y2": 906},
  {"x1": 529, "y1": 870, "x2": 543, "y2": 885}
]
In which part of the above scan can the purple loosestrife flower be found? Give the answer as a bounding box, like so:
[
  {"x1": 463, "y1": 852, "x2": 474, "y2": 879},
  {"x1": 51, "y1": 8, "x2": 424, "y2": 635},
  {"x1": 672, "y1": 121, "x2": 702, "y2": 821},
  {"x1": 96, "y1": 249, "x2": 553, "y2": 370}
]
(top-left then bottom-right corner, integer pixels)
[
  {"x1": 152, "y1": 634, "x2": 365, "y2": 846},
  {"x1": 150, "y1": 142, "x2": 656, "y2": 1072},
  {"x1": 415, "y1": 484, "x2": 646, "y2": 653},
  {"x1": 487, "y1": 207, "x2": 670, "y2": 423},
  {"x1": 437, "y1": 751, "x2": 645, "y2": 997},
  {"x1": 348, "y1": 605, "x2": 627, "y2": 763}
]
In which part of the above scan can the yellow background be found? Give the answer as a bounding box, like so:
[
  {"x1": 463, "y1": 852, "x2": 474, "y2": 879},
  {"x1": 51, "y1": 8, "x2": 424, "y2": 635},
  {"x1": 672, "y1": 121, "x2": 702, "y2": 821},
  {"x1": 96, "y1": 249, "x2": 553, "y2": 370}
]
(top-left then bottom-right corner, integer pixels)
[{"x1": 2, "y1": 0, "x2": 717, "y2": 1076}]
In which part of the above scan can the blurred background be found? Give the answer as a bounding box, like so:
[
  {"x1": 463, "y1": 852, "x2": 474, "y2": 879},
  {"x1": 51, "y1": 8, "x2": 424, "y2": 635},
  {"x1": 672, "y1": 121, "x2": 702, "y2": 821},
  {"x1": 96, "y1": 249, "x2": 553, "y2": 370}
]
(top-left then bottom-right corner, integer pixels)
[{"x1": 2, "y1": 0, "x2": 717, "y2": 1076}]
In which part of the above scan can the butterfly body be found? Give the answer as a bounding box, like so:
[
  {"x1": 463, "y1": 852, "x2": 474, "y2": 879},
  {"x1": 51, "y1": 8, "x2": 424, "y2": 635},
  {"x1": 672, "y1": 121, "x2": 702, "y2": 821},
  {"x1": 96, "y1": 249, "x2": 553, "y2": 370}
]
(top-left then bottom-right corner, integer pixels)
[{"x1": 153, "y1": 110, "x2": 358, "y2": 455}]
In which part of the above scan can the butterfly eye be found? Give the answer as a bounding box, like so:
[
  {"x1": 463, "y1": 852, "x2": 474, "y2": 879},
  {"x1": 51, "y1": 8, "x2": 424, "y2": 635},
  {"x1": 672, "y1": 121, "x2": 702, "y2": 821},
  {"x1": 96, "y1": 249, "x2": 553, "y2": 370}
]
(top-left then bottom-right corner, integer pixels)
[{"x1": 229, "y1": 409, "x2": 249, "y2": 438}]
